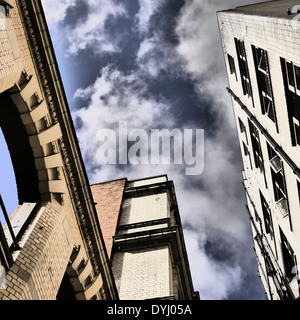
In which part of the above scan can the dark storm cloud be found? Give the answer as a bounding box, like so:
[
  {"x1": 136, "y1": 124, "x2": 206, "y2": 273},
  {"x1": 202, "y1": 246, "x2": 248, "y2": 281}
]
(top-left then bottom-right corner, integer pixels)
[{"x1": 61, "y1": 0, "x2": 89, "y2": 29}]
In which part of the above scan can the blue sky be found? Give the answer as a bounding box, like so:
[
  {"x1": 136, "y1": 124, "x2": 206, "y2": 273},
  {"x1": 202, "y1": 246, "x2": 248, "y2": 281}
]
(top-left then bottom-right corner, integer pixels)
[
  {"x1": 0, "y1": 129, "x2": 18, "y2": 222},
  {"x1": 0, "y1": 0, "x2": 269, "y2": 299}
]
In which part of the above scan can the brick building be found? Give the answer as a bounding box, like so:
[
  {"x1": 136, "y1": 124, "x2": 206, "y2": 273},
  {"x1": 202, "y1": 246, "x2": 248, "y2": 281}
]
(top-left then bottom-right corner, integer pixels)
[
  {"x1": 91, "y1": 175, "x2": 199, "y2": 300},
  {"x1": 0, "y1": 0, "x2": 117, "y2": 300},
  {"x1": 218, "y1": 0, "x2": 300, "y2": 299}
]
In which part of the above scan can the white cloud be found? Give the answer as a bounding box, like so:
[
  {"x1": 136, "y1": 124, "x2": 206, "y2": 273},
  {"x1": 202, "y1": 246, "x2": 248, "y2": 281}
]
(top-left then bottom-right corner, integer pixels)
[
  {"x1": 41, "y1": 0, "x2": 76, "y2": 24},
  {"x1": 184, "y1": 230, "x2": 243, "y2": 300},
  {"x1": 73, "y1": 65, "x2": 174, "y2": 169},
  {"x1": 136, "y1": 35, "x2": 168, "y2": 78},
  {"x1": 175, "y1": 0, "x2": 268, "y2": 124},
  {"x1": 41, "y1": 0, "x2": 126, "y2": 55},
  {"x1": 135, "y1": 0, "x2": 165, "y2": 33}
]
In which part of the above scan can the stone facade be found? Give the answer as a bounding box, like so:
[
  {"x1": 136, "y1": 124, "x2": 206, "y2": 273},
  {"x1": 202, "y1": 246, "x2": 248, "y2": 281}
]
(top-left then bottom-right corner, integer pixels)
[{"x1": 0, "y1": 0, "x2": 117, "y2": 300}]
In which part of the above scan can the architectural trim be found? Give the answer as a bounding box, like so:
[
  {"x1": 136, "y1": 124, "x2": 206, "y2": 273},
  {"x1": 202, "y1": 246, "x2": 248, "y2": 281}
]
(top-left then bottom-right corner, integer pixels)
[{"x1": 14, "y1": 0, "x2": 118, "y2": 299}]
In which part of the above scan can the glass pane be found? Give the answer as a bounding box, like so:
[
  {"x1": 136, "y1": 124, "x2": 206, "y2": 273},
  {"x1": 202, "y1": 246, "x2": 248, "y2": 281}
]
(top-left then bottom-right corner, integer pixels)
[
  {"x1": 258, "y1": 50, "x2": 267, "y2": 72},
  {"x1": 295, "y1": 123, "x2": 300, "y2": 145},
  {"x1": 287, "y1": 62, "x2": 295, "y2": 87},
  {"x1": 295, "y1": 66, "x2": 300, "y2": 91}
]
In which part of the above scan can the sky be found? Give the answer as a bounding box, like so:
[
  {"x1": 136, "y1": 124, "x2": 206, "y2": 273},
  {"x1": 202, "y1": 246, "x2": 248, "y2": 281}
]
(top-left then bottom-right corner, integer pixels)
[
  {"x1": 43, "y1": 0, "x2": 269, "y2": 300},
  {"x1": 0, "y1": 0, "x2": 270, "y2": 300}
]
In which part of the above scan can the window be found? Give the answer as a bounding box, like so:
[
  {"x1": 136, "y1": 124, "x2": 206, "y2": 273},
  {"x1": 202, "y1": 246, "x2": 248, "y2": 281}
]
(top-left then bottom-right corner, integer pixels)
[
  {"x1": 260, "y1": 191, "x2": 273, "y2": 237},
  {"x1": 227, "y1": 54, "x2": 237, "y2": 80},
  {"x1": 242, "y1": 141, "x2": 249, "y2": 157},
  {"x1": 258, "y1": 50, "x2": 267, "y2": 73},
  {"x1": 287, "y1": 61, "x2": 295, "y2": 87},
  {"x1": 267, "y1": 143, "x2": 281, "y2": 172},
  {"x1": 235, "y1": 38, "x2": 252, "y2": 97},
  {"x1": 281, "y1": 58, "x2": 300, "y2": 146},
  {"x1": 252, "y1": 46, "x2": 277, "y2": 124},
  {"x1": 280, "y1": 229, "x2": 297, "y2": 282},
  {"x1": 238, "y1": 118, "x2": 248, "y2": 144},
  {"x1": 267, "y1": 143, "x2": 289, "y2": 216},
  {"x1": 238, "y1": 118, "x2": 246, "y2": 134},
  {"x1": 249, "y1": 120, "x2": 264, "y2": 173}
]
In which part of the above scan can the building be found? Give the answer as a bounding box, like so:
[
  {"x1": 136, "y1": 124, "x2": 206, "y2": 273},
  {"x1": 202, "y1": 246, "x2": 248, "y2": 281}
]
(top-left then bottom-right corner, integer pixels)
[
  {"x1": 91, "y1": 175, "x2": 199, "y2": 300},
  {"x1": 0, "y1": 0, "x2": 118, "y2": 300},
  {"x1": 218, "y1": 0, "x2": 300, "y2": 300},
  {"x1": 0, "y1": 0, "x2": 198, "y2": 300}
]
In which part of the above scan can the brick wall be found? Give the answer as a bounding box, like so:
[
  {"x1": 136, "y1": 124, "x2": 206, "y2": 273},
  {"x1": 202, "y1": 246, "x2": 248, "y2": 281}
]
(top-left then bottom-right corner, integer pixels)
[
  {"x1": 0, "y1": 202, "x2": 75, "y2": 300},
  {"x1": 112, "y1": 246, "x2": 171, "y2": 300},
  {"x1": 90, "y1": 179, "x2": 126, "y2": 258}
]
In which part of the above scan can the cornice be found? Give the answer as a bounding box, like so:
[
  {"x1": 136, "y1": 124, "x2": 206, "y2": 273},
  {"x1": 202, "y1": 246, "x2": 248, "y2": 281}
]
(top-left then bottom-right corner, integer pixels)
[{"x1": 17, "y1": 0, "x2": 118, "y2": 299}]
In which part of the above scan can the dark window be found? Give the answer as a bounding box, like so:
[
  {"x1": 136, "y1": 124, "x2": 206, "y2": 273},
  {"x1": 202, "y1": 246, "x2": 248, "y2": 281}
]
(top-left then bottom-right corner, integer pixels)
[
  {"x1": 249, "y1": 120, "x2": 264, "y2": 173},
  {"x1": 260, "y1": 191, "x2": 273, "y2": 237},
  {"x1": 257, "y1": 49, "x2": 267, "y2": 73},
  {"x1": 281, "y1": 58, "x2": 300, "y2": 146},
  {"x1": 235, "y1": 38, "x2": 252, "y2": 97},
  {"x1": 238, "y1": 118, "x2": 246, "y2": 133},
  {"x1": 287, "y1": 61, "x2": 295, "y2": 88},
  {"x1": 280, "y1": 229, "x2": 296, "y2": 281},
  {"x1": 242, "y1": 141, "x2": 249, "y2": 157},
  {"x1": 267, "y1": 143, "x2": 289, "y2": 215},
  {"x1": 295, "y1": 66, "x2": 300, "y2": 91},
  {"x1": 227, "y1": 54, "x2": 237, "y2": 80},
  {"x1": 252, "y1": 46, "x2": 277, "y2": 124}
]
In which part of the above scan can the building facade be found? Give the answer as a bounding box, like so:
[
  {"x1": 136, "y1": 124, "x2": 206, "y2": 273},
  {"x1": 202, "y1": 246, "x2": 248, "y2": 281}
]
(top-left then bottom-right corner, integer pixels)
[
  {"x1": 0, "y1": 0, "x2": 118, "y2": 300},
  {"x1": 91, "y1": 175, "x2": 199, "y2": 300},
  {"x1": 218, "y1": 0, "x2": 300, "y2": 300}
]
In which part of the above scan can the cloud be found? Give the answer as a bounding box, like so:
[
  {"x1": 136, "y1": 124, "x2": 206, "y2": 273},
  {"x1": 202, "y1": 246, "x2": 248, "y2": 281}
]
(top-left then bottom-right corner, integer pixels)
[
  {"x1": 135, "y1": 0, "x2": 165, "y2": 34},
  {"x1": 175, "y1": 0, "x2": 268, "y2": 123},
  {"x1": 184, "y1": 230, "x2": 243, "y2": 300},
  {"x1": 41, "y1": 0, "x2": 76, "y2": 24},
  {"x1": 42, "y1": 0, "x2": 126, "y2": 55},
  {"x1": 73, "y1": 65, "x2": 174, "y2": 171},
  {"x1": 136, "y1": 32, "x2": 184, "y2": 81}
]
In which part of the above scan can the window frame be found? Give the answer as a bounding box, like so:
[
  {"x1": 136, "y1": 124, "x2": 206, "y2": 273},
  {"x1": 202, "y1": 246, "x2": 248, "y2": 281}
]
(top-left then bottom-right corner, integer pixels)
[
  {"x1": 281, "y1": 58, "x2": 300, "y2": 147},
  {"x1": 235, "y1": 38, "x2": 252, "y2": 98},
  {"x1": 252, "y1": 46, "x2": 277, "y2": 126},
  {"x1": 260, "y1": 191, "x2": 274, "y2": 238},
  {"x1": 227, "y1": 54, "x2": 237, "y2": 81}
]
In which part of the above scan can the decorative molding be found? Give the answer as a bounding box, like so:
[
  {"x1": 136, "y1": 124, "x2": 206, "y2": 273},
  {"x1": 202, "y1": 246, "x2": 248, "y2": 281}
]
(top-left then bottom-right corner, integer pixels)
[{"x1": 17, "y1": 0, "x2": 100, "y2": 277}]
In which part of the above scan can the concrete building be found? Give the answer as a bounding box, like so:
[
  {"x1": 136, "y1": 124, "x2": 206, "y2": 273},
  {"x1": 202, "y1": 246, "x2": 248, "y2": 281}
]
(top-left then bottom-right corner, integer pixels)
[
  {"x1": 218, "y1": 0, "x2": 300, "y2": 300},
  {"x1": 0, "y1": 0, "x2": 198, "y2": 300},
  {"x1": 91, "y1": 175, "x2": 199, "y2": 300}
]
